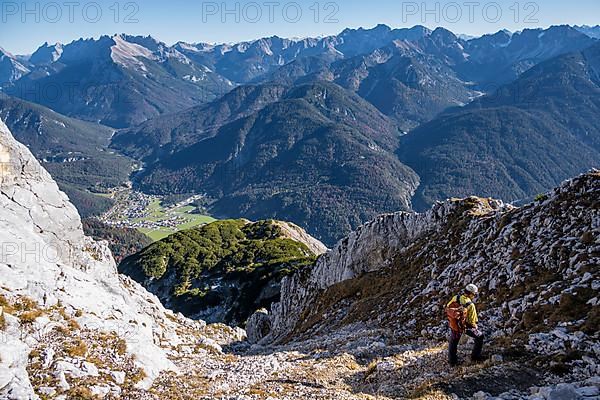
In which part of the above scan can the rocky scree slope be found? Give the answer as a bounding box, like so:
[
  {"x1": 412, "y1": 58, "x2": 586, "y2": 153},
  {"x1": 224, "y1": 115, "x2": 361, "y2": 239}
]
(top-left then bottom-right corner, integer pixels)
[
  {"x1": 2, "y1": 116, "x2": 599, "y2": 399},
  {"x1": 250, "y1": 171, "x2": 599, "y2": 397},
  {"x1": 119, "y1": 219, "x2": 326, "y2": 326},
  {"x1": 0, "y1": 116, "x2": 371, "y2": 400},
  {"x1": 0, "y1": 116, "x2": 529, "y2": 400},
  {"x1": 0, "y1": 119, "x2": 240, "y2": 399}
]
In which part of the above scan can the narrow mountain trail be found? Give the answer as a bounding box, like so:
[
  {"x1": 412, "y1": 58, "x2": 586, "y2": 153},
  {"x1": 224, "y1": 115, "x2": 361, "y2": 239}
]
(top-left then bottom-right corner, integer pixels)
[{"x1": 147, "y1": 326, "x2": 549, "y2": 400}]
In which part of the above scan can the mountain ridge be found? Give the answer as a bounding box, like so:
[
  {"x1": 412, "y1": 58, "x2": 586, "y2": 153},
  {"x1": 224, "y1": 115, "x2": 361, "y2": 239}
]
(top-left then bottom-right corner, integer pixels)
[
  {"x1": 5, "y1": 34, "x2": 233, "y2": 128},
  {"x1": 118, "y1": 219, "x2": 326, "y2": 325},
  {"x1": 0, "y1": 47, "x2": 30, "y2": 88},
  {"x1": 2, "y1": 24, "x2": 597, "y2": 129},
  {"x1": 244, "y1": 170, "x2": 599, "y2": 399},
  {"x1": 111, "y1": 37, "x2": 600, "y2": 243}
]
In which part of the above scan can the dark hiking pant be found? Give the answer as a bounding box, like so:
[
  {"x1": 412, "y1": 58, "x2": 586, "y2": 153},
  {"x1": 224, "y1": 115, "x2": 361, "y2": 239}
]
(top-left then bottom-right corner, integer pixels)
[{"x1": 449, "y1": 327, "x2": 484, "y2": 365}]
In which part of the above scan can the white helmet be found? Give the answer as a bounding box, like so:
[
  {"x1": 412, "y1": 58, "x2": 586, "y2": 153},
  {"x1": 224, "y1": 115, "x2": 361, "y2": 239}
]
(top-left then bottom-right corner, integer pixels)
[{"x1": 466, "y1": 284, "x2": 479, "y2": 294}]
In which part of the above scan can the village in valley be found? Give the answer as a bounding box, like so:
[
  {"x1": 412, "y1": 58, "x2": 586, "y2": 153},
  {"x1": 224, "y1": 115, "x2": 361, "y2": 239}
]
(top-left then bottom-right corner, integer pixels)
[{"x1": 97, "y1": 186, "x2": 215, "y2": 241}]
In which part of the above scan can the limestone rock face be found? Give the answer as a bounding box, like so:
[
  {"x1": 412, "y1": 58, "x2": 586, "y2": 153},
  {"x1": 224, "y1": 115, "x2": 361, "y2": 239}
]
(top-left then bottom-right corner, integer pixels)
[
  {"x1": 1, "y1": 113, "x2": 598, "y2": 399},
  {"x1": 0, "y1": 119, "x2": 189, "y2": 397},
  {"x1": 0, "y1": 120, "x2": 86, "y2": 270},
  {"x1": 252, "y1": 171, "x2": 599, "y2": 399},
  {"x1": 274, "y1": 221, "x2": 328, "y2": 256}
]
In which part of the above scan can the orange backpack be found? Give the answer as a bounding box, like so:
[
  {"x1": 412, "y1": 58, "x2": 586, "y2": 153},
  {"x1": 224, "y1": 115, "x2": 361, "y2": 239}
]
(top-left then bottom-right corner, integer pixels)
[{"x1": 445, "y1": 295, "x2": 472, "y2": 333}]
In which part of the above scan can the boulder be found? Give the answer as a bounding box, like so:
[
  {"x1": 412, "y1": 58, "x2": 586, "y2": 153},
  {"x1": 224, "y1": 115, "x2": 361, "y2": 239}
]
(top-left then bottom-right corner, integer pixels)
[
  {"x1": 198, "y1": 337, "x2": 223, "y2": 354},
  {"x1": 491, "y1": 354, "x2": 503, "y2": 363},
  {"x1": 473, "y1": 391, "x2": 490, "y2": 400},
  {"x1": 246, "y1": 309, "x2": 272, "y2": 344},
  {"x1": 111, "y1": 371, "x2": 126, "y2": 385}
]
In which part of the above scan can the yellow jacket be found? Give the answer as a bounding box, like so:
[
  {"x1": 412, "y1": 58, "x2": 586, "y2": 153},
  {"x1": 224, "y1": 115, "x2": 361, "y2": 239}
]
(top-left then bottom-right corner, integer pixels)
[{"x1": 447, "y1": 294, "x2": 478, "y2": 328}]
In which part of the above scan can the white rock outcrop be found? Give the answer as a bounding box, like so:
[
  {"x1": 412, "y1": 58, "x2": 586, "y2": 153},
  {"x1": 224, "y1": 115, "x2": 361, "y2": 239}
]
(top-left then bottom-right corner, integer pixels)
[
  {"x1": 0, "y1": 114, "x2": 597, "y2": 399},
  {"x1": 246, "y1": 308, "x2": 272, "y2": 344},
  {"x1": 275, "y1": 220, "x2": 328, "y2": 256},
  {"x1": 0, "y1": 119, "x2": 189, "y2": 398}
]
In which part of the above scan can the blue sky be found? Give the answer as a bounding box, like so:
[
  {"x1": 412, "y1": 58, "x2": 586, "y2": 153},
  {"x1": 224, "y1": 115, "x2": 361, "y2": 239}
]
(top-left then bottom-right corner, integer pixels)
[{"x1": 1, "y1": 0, "x2": 599, "y2": 54}]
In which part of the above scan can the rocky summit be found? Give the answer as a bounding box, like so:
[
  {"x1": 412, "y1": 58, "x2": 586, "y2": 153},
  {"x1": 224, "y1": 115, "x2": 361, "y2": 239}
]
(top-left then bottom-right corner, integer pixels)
[{"x1": 0, "y1": 117, "x2": 598, "y2": 399}]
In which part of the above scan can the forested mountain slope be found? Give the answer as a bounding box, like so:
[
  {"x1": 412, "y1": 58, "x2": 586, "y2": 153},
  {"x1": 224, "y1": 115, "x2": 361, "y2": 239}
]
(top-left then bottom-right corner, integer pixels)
[
  {"x1": 132, "y1": 82, "x2": 419, "y2": 244},
  {"x1": 400, "y1": 42, "x2": 600, "y2": 210}
]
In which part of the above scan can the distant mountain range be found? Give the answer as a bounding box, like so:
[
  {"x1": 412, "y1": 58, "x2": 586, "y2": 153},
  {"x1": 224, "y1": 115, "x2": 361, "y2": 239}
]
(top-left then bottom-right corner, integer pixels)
[
  {"x1": 574, "y1": 25, "x2": 600, "y2": 39},
  {"x1": 263, "y1": 29, "x2": 477, "y2": 131},
  {"x1": 126, "y1": 81, "x2": 419, "y2": 244},
  {"x1": 112, "y1": 83, "x2": 288, "y2": 161},
  {"x1": 1, "y1": 25, "x2": 596, "y2": 128},
  {"x1": 1, "y1": 24, "x2": 599, "y2": 244},
  {"x1": 4, "y1": 35, "x2": 233, "y2": 128},
  {"x1": 173, "y1": 24, "x2": 433, "y2": 83},
  {"x1": 0, "y1": 47, "x2": 30, "y2": 87}
]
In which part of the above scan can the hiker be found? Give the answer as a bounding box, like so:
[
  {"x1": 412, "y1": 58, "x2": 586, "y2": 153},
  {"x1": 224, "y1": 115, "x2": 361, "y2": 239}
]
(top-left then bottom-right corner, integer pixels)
[{"x1": 446, "y1": 284, "x2": 485, "y2": 366}]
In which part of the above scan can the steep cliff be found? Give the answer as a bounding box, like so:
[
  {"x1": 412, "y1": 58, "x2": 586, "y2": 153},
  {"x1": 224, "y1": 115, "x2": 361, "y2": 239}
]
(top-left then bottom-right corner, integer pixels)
[
  {"x1": 264, "y1": 197, "x2": 511, "y2": 342},
  {"x1": 1, "y1": 115, "x2": 598, "y2": 399}
]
